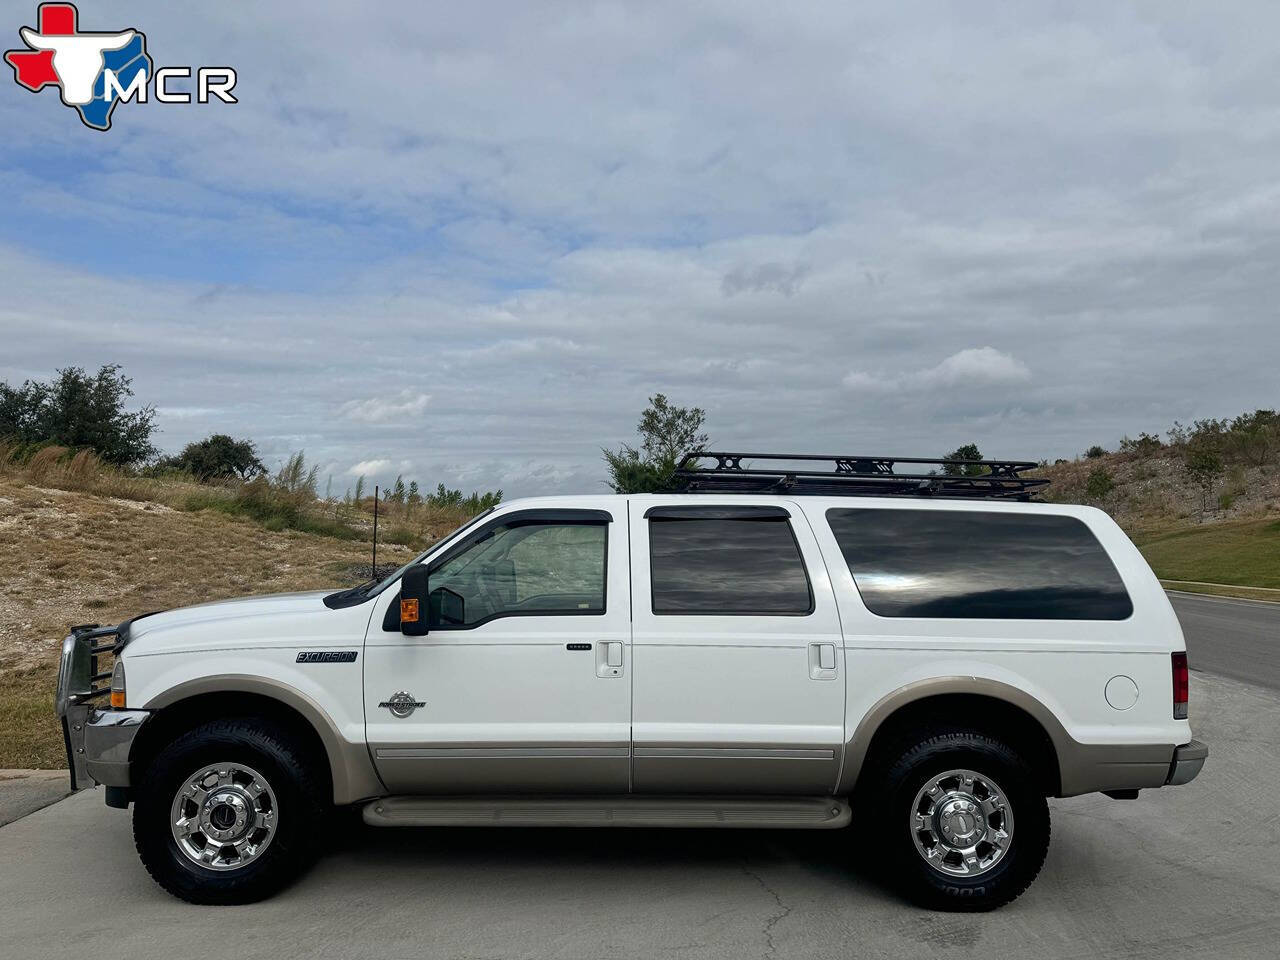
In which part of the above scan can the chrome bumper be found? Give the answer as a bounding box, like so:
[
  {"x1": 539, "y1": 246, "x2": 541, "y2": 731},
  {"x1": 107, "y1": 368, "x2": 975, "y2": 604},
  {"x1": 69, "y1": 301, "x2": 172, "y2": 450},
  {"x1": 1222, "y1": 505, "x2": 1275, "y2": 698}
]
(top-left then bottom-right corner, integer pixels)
[{"x1": 1165, "y1": 739, "x2": 1208, "y2": 786}]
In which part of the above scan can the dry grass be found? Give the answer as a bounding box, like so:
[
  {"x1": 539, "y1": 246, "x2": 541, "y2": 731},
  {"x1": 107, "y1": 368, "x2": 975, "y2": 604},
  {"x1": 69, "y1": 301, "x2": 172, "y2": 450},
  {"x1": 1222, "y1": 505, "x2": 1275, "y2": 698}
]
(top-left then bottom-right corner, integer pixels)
[
  {"x1": 0, "y1": 470, "x2": 480, "y2": 768},
  {"x1": 0, "y1": 442, "x2": 476, "y2": 549},
  {"x1": 0, "y1": 442, "x2": 214, "y2": 509}
]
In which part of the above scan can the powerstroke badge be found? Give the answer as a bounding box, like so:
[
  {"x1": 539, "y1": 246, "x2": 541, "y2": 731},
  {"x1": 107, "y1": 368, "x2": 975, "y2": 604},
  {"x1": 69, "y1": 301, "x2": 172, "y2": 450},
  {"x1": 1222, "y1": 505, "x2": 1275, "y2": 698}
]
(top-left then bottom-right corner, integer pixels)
[
  {"x1": 296, "y1": 651, "x2": 358, "y2": 663},
  {"x1": 379, "y1": 691, "x2": 426, "y2": 718}
]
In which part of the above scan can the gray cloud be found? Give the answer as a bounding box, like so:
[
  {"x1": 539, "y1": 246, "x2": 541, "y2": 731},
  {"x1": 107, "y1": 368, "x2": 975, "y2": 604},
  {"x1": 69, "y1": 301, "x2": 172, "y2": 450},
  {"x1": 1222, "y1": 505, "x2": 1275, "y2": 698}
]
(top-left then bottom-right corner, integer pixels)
[
  {"x1": 2, "y1": 2, "x2": 1278, "y2": 494},
  {"x1": 721, "y1": 262, "x2": 810, "y2": 297}
]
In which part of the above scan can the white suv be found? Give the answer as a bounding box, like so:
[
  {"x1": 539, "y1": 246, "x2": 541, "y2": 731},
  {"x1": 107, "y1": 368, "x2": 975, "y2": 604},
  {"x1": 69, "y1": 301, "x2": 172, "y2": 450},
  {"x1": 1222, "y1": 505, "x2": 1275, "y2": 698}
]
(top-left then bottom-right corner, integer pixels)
[{"x1": 56, "y1": 453, "x2": 1206, "y2": 910}]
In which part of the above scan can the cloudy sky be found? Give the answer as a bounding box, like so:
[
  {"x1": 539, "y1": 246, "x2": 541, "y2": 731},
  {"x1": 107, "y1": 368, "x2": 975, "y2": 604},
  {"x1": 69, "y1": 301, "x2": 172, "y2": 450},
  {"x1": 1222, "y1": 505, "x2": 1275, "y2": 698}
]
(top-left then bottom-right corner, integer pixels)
[{"x1": 2, "y1": 2, "x2": 1278, "y2": 496}]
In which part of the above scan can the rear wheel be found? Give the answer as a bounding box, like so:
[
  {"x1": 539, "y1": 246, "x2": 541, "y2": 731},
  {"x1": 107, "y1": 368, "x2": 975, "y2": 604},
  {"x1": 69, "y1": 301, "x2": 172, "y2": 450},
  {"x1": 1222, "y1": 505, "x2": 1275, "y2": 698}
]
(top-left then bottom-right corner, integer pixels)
[
  {"x1": 133, "y1": 718, "x2": 326, "y2": 904},
  {"x1": 870, "y1": 729, "x2": 1050, "y2": 910}
]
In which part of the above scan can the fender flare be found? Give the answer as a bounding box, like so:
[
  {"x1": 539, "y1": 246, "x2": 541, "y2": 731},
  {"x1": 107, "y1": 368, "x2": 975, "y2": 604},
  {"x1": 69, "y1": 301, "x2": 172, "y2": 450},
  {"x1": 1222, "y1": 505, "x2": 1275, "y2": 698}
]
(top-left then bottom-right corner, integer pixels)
[
  {"x1": 144, "y1": 674, "x2": 384, "y2": 805},
  {"x1": 836, "y1": 676, "x2": 1173, "y2": 797}
]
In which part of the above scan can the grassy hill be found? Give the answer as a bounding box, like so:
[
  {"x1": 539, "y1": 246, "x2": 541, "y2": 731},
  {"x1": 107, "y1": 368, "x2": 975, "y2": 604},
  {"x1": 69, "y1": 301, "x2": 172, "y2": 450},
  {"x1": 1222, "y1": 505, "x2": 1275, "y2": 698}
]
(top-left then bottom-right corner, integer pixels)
[
  {"x1": 1037, "y1": 445, "x2": 1280, "y2": 595},
  {"x1": 0, "y1": 456, "x2": 475, "y2": 768}
]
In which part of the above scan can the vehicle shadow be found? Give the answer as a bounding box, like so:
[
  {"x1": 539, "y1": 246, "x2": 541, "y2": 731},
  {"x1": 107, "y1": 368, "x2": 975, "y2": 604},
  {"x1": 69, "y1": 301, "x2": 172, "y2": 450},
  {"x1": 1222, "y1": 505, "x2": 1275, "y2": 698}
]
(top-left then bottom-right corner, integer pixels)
[{"x1": 328, "y1": 813, "x2": 902, "y2": 903}]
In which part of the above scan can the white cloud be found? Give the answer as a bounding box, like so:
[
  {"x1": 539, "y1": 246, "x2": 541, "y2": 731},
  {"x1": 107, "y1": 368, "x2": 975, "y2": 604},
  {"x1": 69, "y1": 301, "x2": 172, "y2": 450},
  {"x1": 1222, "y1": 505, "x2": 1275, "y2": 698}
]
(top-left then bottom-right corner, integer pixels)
[
  {"x1": 339, "y1": 391, "x2": 430, "y2": 423},
  {"x1": 844, "y1": 347, "x2": 1031, "y2": 394},
  {"x1": 3, "y1": 4, "x2": 1279, "y2": 489},
  {"x1": 348, "y1": 459, "x2": 391, "y2": 477},
  {"x1": 915, "y1": 347, "x2": 1032, "y2": 388},
  {"x1": 840, "y1": 371, "x2": 894, "y2": 393}
]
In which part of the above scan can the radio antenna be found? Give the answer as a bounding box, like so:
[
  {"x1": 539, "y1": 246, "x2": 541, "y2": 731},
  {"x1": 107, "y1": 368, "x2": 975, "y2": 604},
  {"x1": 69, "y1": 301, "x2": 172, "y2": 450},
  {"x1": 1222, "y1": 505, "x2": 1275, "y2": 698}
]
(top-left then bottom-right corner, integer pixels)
[{"x1": 372, "y1": 484, "x2": 379, "y2": 578}]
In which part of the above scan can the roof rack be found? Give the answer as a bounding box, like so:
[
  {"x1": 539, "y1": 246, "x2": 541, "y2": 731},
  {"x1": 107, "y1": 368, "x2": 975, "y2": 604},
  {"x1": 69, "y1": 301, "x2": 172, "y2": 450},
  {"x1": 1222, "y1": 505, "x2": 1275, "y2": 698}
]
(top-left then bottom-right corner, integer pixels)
[{"x1": 669, "y1": 451, "x2": 1048, "y2": 500}]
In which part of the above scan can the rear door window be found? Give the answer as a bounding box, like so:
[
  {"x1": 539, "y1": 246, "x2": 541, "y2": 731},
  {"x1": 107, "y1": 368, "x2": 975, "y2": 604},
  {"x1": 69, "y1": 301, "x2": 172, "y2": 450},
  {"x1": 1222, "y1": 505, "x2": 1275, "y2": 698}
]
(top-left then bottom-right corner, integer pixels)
[
  {"x1": 825, "y1": 508, "x2": 1132, "y2": 620},
  {"x1": 648, "y1": 507, "x2": 813, "y2": 615}
]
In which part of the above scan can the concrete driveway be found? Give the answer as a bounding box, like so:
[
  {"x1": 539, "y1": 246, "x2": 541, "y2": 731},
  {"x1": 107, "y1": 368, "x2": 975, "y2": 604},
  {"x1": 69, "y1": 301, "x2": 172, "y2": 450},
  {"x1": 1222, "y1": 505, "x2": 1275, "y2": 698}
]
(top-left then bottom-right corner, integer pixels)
[{"x1": 1, "y1": 672, "x2": 1277, "y2": 960}]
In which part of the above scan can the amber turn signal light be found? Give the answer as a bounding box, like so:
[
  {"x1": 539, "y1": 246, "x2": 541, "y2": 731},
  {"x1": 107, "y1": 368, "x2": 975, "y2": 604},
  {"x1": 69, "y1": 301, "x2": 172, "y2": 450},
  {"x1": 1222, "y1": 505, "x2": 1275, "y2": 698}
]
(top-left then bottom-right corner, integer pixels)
[{"x1": 400, "y1": 597, "x2": 419, "y2": 623}]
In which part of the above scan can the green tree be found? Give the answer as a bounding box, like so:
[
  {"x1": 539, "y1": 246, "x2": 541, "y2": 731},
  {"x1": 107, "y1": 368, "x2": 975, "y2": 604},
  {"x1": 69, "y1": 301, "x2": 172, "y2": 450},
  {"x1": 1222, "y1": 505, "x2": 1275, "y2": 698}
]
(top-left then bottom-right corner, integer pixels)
[
  {"x1": 1226, "y1": 409, "x2": 1279, "y2": 466},
  {"x1": 1184, "y1": 449, "x2": 1224, "y2": 515},
  {"x1": 603, "y1": 393, "x2": 708, "y2": 493},
  {"x1": 163, "y1": 434, "x2": 264, "y2": 480},
  {"x1": 942, "y1": 443, "x2": 985, "y2": 476},
  {"x1": 424, "y1": 482, "x2": 502, "y2": 512},
  {"x1": 1119, "y1": 432, "x2": 1162, "y2": 457},
  {"x1": 0, "y1": 364, "x2": 156, "y2": 465},
  {"x1": 389, "y1": 475, "x2": 407, "y2": 506},
  {"x1": 1085, "y1": 445, "x2": 1108, "y2": 459},
  {"x1": 1085, "y1": 466, "x2": 1115, "y2": 500}
]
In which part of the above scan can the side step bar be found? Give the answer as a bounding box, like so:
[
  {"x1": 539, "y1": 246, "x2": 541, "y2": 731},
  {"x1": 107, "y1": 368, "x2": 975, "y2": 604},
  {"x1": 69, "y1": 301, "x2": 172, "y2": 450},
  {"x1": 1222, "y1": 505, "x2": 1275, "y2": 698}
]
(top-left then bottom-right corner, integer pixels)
[{"x1": 363, "y1": 795, "x2": 851, "y2": 829}]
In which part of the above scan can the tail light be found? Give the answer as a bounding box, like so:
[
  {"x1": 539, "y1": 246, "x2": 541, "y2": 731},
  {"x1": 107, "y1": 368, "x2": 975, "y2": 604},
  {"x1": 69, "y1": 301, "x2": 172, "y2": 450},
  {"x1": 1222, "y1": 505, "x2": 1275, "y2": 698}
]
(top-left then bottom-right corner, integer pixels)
[{"x1": 1172, "y1": 652, "x2": 1189, "y2": 719}]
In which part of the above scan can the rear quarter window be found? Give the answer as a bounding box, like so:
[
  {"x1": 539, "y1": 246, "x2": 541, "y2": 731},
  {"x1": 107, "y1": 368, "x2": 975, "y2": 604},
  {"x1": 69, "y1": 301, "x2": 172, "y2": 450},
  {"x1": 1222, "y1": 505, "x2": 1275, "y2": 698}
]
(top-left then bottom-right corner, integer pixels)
[{"x1": 825, "y1": 508, "x2": 1133, "y2": 620}]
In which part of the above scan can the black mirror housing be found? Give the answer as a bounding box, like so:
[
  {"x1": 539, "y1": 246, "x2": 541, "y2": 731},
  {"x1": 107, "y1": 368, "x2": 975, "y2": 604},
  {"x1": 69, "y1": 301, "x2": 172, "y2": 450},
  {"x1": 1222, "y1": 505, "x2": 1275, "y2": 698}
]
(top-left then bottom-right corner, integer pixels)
[{"x1": 400, "y1": 565, "x2": 430, "y2": 636}]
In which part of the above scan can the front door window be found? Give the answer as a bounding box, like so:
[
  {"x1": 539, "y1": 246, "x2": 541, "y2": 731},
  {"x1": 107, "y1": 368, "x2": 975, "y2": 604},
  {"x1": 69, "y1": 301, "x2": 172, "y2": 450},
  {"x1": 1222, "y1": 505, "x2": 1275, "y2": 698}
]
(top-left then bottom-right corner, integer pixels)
[{"x1": 428, "y1": 521, "x2": 606, "y2": 627}]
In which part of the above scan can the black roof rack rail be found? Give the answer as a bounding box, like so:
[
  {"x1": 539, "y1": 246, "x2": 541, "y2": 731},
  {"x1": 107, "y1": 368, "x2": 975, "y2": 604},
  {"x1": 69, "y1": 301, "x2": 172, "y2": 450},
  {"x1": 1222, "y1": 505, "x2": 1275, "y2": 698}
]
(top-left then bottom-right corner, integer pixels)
[{"x1": 668, "y1": 451, "x2": 1048, "y2": 500}]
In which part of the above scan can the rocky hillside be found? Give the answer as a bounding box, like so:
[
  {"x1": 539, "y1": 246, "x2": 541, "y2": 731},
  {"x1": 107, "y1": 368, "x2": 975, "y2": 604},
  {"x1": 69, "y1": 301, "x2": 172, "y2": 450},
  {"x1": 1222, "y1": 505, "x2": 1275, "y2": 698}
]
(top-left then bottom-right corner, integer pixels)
[{"x1": 1038, "y1": 450, "x2": 1280, "y2": 537}]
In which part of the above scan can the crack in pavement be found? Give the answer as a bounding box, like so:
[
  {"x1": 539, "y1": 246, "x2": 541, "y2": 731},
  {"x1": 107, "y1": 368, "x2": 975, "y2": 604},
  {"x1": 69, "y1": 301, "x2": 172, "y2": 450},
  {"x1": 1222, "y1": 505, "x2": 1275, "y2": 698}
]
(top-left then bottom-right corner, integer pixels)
[{"x1": 740, "y1": 862, "x2": 793, "y2": 957}]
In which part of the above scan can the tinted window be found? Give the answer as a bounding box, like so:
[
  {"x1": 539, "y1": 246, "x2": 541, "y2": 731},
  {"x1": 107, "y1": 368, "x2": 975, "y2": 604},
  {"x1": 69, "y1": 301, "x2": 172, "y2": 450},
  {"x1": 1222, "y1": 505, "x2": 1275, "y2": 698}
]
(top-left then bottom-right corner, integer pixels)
[
  {"x1": 826, "y1": 508, "x2": 1132, "y2": 620},
  {"x1": 427, "y1": 521, "x2": 606, "y2": 626},
  {"x1": 649, "y1": 516, "x2": 813, "y2": 615}
]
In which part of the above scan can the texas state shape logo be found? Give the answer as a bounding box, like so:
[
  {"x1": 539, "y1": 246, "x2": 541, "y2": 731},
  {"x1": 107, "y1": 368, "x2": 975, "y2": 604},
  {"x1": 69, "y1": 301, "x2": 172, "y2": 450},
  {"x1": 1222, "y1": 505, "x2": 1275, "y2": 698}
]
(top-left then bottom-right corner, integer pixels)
[{"x1": 5, "y1": 3, "x2": 151, "y2": 130}]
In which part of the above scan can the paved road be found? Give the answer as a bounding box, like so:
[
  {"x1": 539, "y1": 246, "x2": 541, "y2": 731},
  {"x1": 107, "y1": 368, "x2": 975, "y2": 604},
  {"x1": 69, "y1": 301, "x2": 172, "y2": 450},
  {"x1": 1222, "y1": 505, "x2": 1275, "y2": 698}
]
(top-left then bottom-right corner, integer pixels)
[
  {"x1": 1168, "y1": 591, "x2": 1280, "y2": 691},
  {"x1": 1, "y1": 672, "x2": 1276, "y2": 960}
]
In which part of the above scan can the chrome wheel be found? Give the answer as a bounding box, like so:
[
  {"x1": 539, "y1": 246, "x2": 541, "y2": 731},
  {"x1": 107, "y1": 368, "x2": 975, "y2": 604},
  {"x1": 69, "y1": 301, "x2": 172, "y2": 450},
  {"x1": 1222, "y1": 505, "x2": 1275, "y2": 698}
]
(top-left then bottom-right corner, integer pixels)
[
  {"x1": 910, "y1": 768, "x2": 1014, "y2": 878},
  {"x1": 169, "y1": 762, "x2": 278, "y2": 871}
]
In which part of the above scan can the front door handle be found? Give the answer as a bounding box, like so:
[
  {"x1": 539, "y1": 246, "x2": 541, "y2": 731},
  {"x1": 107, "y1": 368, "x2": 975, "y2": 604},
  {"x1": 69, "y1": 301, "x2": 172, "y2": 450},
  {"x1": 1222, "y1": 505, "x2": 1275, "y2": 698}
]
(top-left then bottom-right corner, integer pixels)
[{"x1": 597, "y1": 642, "x2": 624, "y2": 678}]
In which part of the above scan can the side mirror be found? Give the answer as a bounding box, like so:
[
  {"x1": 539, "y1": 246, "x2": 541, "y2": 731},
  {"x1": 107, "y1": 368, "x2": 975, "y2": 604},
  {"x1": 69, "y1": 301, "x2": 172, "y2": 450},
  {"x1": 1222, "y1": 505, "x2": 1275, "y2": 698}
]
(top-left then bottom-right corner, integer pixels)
[{"x1": 399, "y1": 565, "x2": 430, "y2": 636}]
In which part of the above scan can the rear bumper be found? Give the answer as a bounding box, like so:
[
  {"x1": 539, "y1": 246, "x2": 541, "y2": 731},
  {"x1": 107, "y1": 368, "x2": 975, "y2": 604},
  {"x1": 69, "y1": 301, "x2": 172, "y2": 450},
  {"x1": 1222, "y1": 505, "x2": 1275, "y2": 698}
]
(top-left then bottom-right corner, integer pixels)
[{"x1": 1165, "y1": 739, "x2": 1208, "y2": 786}]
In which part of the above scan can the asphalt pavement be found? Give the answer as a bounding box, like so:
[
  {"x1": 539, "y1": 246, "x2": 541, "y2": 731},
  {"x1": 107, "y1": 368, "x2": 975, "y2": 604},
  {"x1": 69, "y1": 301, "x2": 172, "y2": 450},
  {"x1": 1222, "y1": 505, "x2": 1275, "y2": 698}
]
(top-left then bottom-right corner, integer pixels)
[
  {"x1": 1168, "y1": 591, "x2": 1280, "y2": 690},
  {"x1": 0, "y1": 671, "x2": 1276, "y2": 960}
]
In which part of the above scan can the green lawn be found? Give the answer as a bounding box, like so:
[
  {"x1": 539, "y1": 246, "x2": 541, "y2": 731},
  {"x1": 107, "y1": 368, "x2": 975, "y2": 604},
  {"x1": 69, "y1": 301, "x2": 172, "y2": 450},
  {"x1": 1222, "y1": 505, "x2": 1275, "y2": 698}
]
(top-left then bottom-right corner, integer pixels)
[{"x1": 1135, "y1": 517, "x2": 1280, "y2": 589}]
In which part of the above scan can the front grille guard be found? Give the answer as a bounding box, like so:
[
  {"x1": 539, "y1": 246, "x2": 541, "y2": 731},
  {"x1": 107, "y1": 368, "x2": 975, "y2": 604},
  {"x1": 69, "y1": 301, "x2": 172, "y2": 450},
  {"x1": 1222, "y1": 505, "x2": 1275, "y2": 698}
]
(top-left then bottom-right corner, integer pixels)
[{"x1": 56, "y1": 623, "x2": 122, "y2": 717}]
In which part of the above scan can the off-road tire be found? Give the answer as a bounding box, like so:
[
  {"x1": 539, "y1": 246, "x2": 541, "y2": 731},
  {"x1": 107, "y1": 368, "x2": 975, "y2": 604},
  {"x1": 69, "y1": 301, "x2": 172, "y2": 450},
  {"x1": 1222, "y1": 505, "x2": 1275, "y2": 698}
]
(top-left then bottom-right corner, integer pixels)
[
  {"x1": 133, "y1": 718, "x2": 327, "y2": 904},
  {"x1": 869, "y1": 728, "x2": 1050, "y2": 911}
]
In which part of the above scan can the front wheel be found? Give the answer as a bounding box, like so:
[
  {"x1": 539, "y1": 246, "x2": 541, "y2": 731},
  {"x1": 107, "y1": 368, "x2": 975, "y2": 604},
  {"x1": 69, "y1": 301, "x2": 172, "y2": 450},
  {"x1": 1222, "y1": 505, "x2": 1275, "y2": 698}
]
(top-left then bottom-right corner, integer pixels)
[
  {"x1": 872, "y1": 730, "x2": 1050, "y2": 910},
  {"x1": 133, "y1": 718, "x2": 327, "y2": 904}
]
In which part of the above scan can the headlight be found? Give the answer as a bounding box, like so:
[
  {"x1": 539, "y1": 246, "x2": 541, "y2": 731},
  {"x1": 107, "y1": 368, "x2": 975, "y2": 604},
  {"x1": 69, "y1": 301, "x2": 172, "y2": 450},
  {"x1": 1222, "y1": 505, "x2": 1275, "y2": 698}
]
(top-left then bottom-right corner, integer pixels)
[{"x1": 110, "y1": 660, "x2": 126, "y2": 709}]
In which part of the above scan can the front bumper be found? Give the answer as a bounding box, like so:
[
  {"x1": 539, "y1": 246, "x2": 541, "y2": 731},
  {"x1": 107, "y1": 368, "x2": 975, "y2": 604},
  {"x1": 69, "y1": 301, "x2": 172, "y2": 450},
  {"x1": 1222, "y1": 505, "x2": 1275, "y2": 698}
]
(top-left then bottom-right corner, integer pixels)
[
  {"x1": 1165, "y1": 739, "x2": 1208, "y2": 786},
  {"x1": 62, "y1": 704, "x2": 149, "y2": 790}
]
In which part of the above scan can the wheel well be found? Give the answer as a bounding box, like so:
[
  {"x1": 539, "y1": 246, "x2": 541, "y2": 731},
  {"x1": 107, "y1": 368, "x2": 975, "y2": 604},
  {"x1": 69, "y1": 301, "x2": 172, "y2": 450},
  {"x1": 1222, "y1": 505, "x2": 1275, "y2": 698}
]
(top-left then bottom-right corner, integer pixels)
[
  {"x1": 856, "y1": 693, "x2": 1061, "y2": 796},
  {"x1": 130, "y1": 692, "x2": 333, "y2": 799}
]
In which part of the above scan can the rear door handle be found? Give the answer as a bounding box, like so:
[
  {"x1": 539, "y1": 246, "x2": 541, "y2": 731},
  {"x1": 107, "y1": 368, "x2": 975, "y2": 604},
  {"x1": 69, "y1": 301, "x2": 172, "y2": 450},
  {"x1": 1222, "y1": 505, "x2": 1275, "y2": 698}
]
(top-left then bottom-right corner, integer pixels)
[
  {"x1": 809, "y1": 643, "x2": 838, "y2": 680},
  {"x1": 597, "y1": 642, "x2": 624, "y2": 678}
]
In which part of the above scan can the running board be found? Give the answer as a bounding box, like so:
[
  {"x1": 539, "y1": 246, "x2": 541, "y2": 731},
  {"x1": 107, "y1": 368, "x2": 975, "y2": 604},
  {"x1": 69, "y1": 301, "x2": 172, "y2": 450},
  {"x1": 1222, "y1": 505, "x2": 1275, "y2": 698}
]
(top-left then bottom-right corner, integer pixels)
[{"x1": 362, "y1": 795, "x2": 851, "y2": 829}]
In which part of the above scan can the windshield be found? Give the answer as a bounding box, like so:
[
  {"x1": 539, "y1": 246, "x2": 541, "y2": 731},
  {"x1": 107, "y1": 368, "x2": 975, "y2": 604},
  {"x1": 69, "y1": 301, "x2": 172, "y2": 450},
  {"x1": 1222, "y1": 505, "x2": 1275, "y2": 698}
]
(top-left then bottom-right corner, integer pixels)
[{"x1": 366, "y1": 507, "x2": 498, "y2": 596}]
